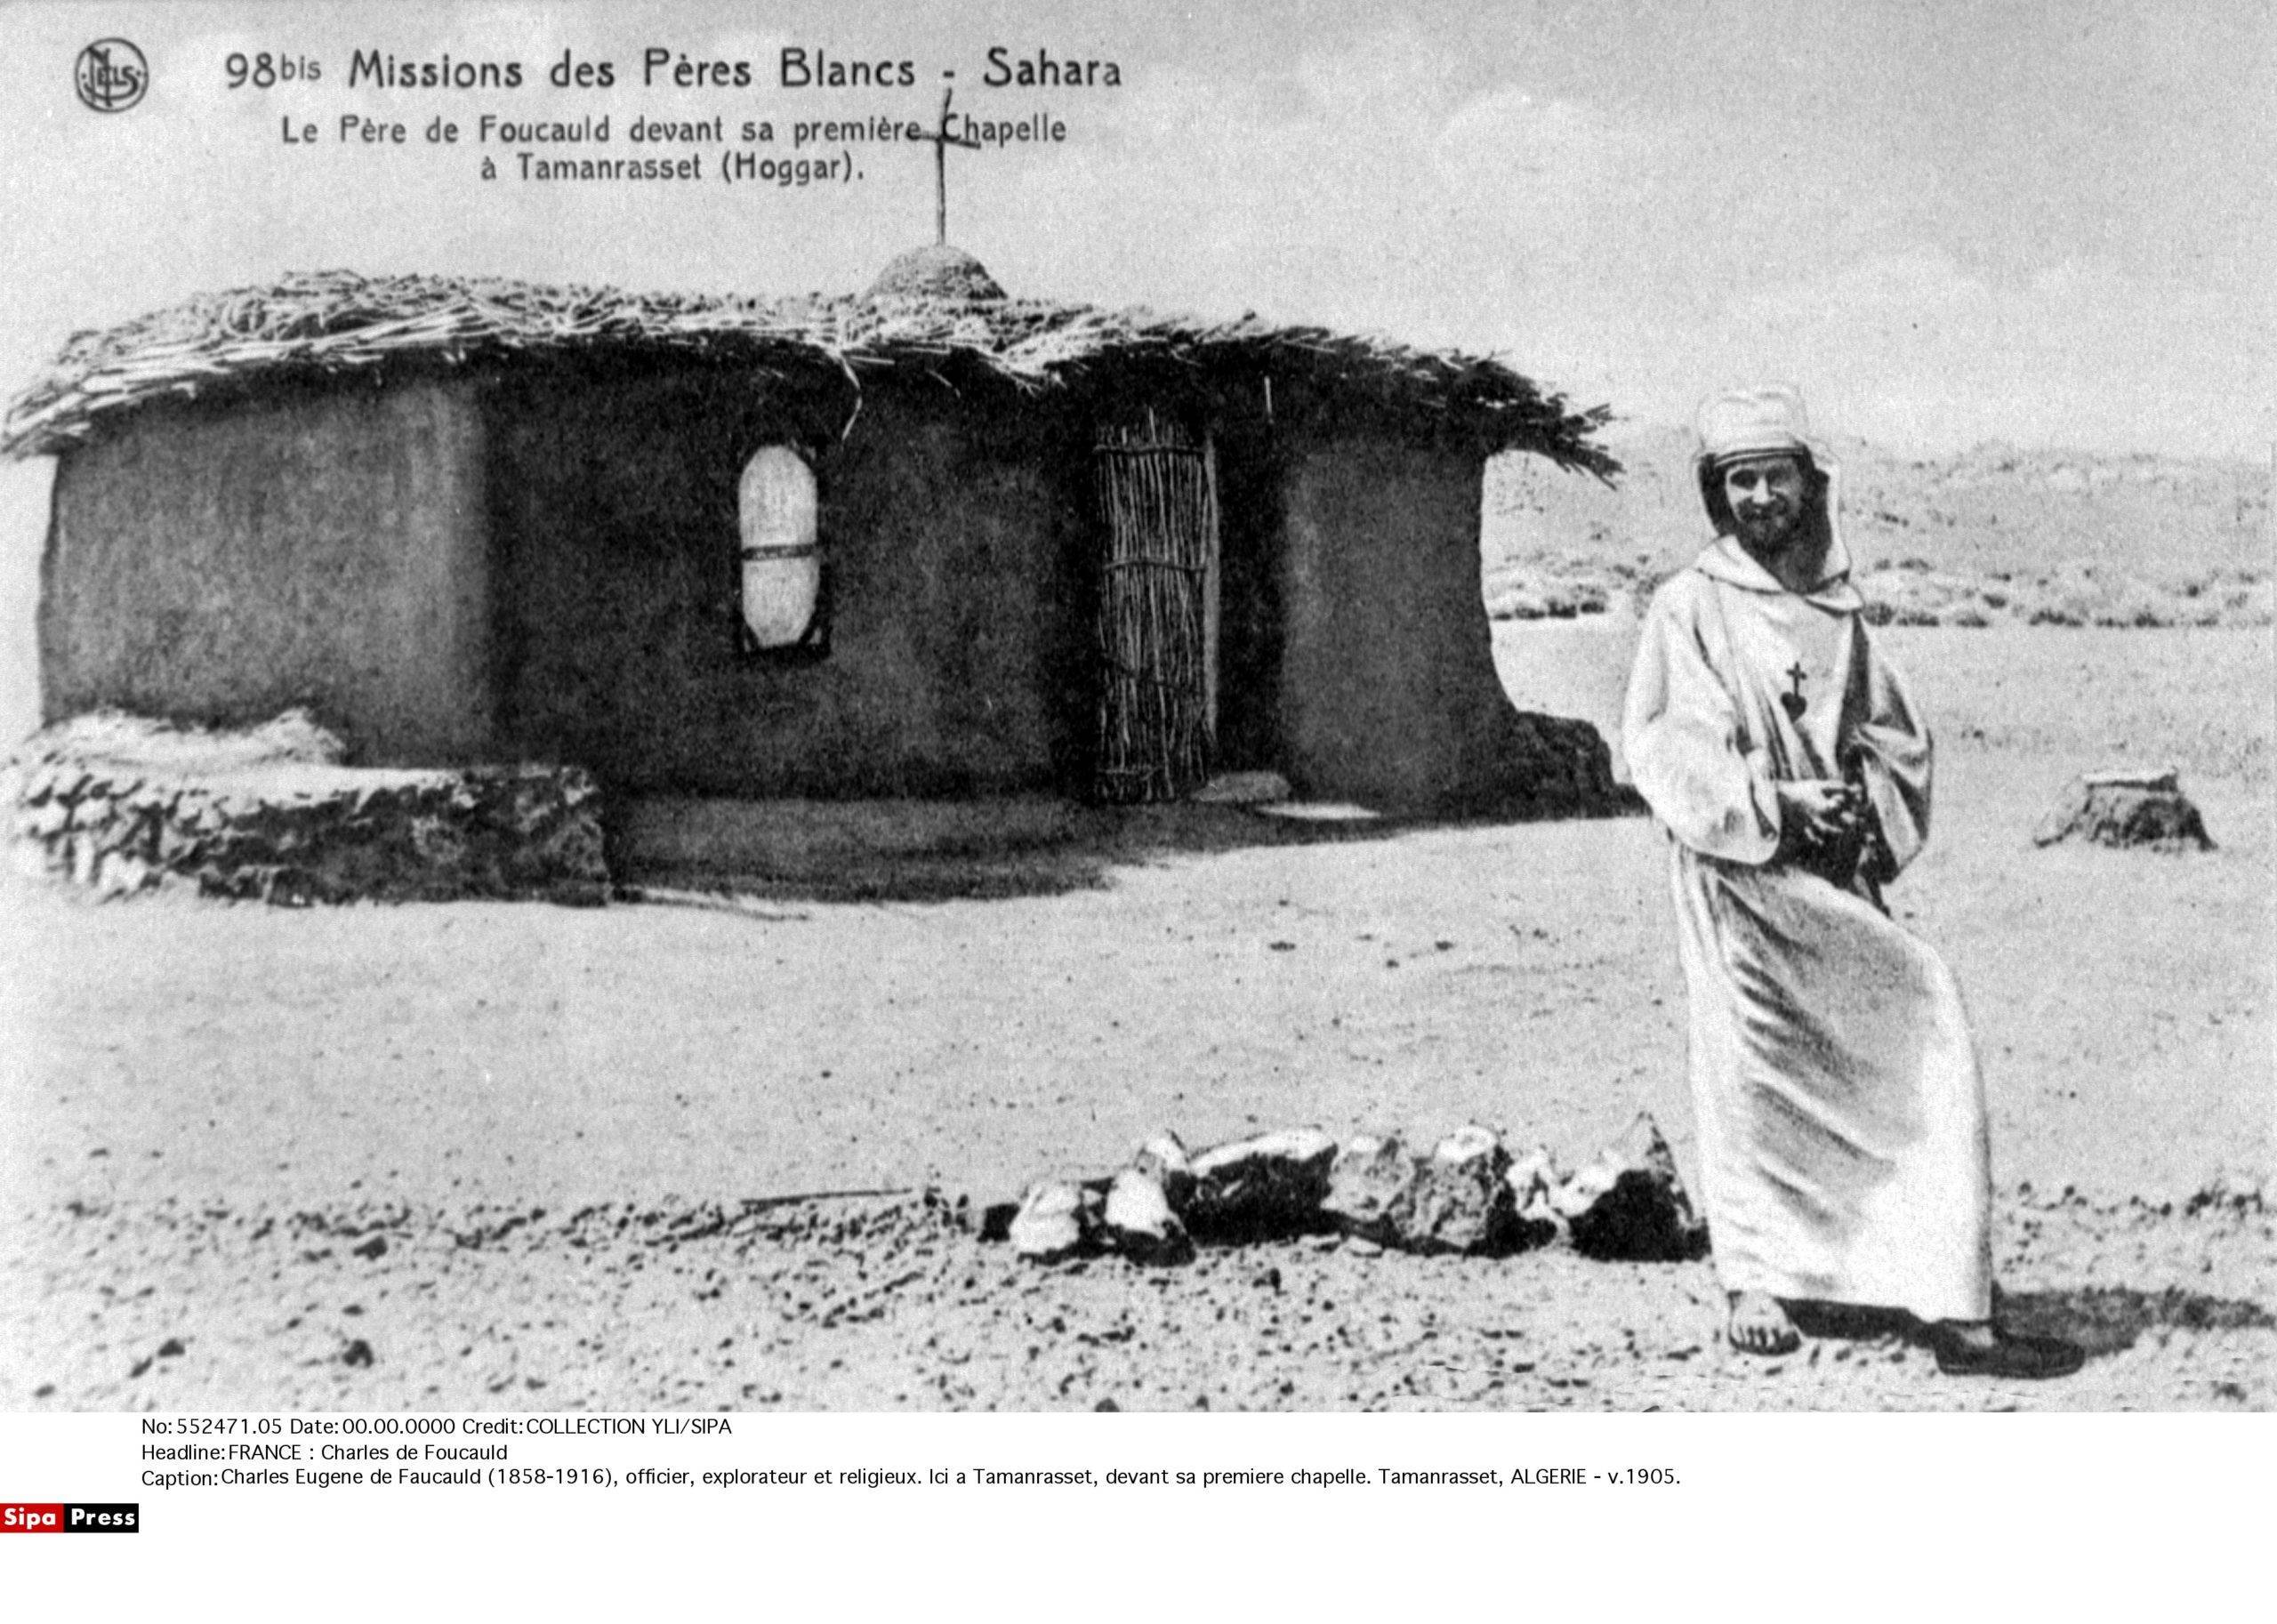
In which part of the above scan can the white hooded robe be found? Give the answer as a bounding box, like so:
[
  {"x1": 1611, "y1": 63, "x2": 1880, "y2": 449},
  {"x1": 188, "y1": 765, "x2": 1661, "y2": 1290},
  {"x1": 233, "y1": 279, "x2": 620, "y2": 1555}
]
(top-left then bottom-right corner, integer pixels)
[{"x1": 1623, "y1": 518, "x2": 1993, "y2": 1323}]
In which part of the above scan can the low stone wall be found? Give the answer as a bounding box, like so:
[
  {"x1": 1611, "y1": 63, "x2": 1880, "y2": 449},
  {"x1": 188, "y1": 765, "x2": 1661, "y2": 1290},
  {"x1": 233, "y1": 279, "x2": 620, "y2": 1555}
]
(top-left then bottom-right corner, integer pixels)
[
  {"x1": 1506, "y1": 711, "x2": 1633, "y2": 815},
  {"x1": 5, "y1": 711, "x2": 608, "y2": 904}
]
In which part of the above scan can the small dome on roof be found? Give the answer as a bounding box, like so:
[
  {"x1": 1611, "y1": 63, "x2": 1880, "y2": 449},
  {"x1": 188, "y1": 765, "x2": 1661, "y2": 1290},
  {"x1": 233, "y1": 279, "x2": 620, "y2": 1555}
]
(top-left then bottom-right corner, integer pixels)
[{"x1": 865, "y1": 243, "x2": 1006, "y2": 302}]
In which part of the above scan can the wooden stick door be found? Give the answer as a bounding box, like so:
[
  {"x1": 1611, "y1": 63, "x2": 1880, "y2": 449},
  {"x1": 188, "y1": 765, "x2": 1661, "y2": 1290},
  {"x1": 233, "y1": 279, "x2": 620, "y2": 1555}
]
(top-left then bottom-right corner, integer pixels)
[{"x1": 1092, "y1": 414, "x2": 1219, "y2": 802}]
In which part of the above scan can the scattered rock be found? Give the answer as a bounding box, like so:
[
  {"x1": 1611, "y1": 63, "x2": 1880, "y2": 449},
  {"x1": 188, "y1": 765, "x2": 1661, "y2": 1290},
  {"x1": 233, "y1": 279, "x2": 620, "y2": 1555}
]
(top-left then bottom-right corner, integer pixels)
[
  {"x1": 1321, "y1": 1133, "x2": 1420, "y2": 1243},
  {"x1": 1009, "y1": 1179, "x2": 1101, "y2": 1262},
  {"x1": 2033, "y1": 768, "x2": 2214, "y2": 851},
  {"x1": 1132, "y1": 1131, "x2": 1196, "y2": 1216},
  {"x1": 1191, "y1": 771, "x2": 1292, "y2": 807},
  {"x1": 353, "y1": 1234, "x2": 388, "y2": 1259},
  {"x1": 1102, "y1": 1170, "x2": 1194, "y2": 1266},
  {"x1": 1556, "y1": 1113, "x2": 1709, "y2": 1262},
  {"x1": 998, "y1": 1118, "x2": 1700, "y2": 1267},
  {"x1": 1392, "y1": 1124, "x2": 1517, "y2": 1255},
  {"x1": 1186, "y1": 1129, "x2": 1338, "y2": 1242},
  {"x1": 1504, "y1": 1145, "x2": 1567, "y2": 1249},
  {"x1": 341, "y1": 1339, "x2": 375, "y2": 1368},
  {"x1": 156, "y1": 1338, "x2": 186, "y2": 1358}
]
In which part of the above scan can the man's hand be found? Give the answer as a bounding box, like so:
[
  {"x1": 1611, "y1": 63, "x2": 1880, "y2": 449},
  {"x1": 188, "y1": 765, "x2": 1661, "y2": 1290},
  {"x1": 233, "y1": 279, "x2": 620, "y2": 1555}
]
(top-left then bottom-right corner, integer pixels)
[{"x1": 1775, "y1": 778, "x2": 1866, "y2": 851}]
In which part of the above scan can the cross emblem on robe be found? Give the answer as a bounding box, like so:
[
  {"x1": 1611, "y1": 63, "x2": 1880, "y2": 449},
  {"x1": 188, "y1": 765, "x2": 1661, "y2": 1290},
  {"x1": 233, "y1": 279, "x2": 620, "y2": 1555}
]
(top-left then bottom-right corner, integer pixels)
[
  {"x1": 920, "y1": 87, "x2": 983, "y2": 244},
  {"x1": 1782, "y1": 660, "x2": 1809, "y2": 721}
]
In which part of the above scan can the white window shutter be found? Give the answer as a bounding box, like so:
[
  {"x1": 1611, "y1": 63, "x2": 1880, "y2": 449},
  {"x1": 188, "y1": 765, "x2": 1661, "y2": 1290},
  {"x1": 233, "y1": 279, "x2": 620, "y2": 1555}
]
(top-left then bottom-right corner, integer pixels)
[{"x1": 738, "y1": 446, "x2": 820, "y2": 647}]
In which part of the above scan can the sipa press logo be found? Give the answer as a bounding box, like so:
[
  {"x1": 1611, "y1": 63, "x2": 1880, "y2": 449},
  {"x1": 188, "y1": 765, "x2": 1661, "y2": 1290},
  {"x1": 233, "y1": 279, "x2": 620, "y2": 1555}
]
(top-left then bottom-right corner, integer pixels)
[
  {"x1": 75, "y1": 38, "x2": 149, "y2": 112},
  {"x1": 2, "y1": 1502, "x2": 141, "y2": 1532}
]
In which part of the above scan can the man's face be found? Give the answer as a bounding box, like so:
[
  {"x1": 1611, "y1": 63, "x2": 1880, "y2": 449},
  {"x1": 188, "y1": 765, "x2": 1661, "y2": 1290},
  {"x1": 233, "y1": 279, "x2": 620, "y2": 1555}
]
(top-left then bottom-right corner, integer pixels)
[{"x1": 1721, "y1": 454, "x2": 1808, "y2": 556}]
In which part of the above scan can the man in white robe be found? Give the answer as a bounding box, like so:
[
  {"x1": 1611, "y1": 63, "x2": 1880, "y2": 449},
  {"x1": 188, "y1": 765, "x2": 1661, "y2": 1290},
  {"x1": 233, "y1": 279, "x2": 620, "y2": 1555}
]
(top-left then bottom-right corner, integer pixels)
[{"x1": 1623, "y1": 385, "x2": 2081, "y2": 1378}]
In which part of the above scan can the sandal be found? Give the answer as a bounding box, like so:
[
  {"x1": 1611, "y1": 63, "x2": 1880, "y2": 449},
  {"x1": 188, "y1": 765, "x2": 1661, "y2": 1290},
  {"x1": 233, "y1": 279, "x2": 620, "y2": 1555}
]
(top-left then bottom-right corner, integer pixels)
[{"x1": 1929, "y1": 1325, "x2": 2086, "y2": 1379}]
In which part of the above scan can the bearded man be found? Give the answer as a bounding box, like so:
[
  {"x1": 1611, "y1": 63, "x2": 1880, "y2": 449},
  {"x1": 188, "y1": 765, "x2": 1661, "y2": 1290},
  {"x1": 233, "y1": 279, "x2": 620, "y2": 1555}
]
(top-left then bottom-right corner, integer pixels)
[{"x1": 1622, "y1": 385, "x2": 2082, "y2": 1379}]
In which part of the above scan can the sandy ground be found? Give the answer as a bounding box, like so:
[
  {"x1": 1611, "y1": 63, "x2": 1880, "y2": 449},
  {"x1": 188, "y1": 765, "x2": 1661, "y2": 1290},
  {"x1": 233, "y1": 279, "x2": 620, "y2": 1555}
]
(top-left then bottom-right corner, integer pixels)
[{"x1": 2, "y1": 626, "x2": 2270, "y2": 1410}]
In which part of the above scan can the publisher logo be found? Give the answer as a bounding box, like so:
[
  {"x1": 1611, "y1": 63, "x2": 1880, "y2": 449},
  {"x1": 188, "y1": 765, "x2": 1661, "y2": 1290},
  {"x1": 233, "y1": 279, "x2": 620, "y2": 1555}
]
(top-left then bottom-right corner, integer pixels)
[
  {"x1": 75, "y1": 39, "x2": 149, "y2": 113},
  {"x1": 1, "y1": 1502, "x2": 141, "y2": 1532}
]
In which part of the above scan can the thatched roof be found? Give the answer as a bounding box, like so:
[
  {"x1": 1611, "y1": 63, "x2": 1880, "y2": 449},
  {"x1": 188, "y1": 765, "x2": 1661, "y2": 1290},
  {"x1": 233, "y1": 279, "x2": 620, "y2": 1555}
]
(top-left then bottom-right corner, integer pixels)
[{"x1": 2, "y1": 267, "x2": 1615, "y2": 472}]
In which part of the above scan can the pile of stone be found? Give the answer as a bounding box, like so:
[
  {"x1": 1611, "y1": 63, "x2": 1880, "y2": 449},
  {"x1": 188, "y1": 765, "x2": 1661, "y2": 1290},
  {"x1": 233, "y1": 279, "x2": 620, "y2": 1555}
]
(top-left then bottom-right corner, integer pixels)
[
  {"x1": 4, "y1": 709, "x2": 609, "y2": 904},
  {"x1": 2032, "y1": 768, "x2": 2213, "y2": 852},
  {"x1": 992, "y1": 1113, "x2": 1708, "y2": 1268}
]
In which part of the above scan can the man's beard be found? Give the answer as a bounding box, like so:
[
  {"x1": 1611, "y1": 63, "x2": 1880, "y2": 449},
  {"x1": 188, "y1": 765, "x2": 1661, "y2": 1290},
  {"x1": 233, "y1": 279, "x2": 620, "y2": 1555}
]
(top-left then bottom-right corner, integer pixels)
[{"x1": 1735, "y1": 510, "x2": 1801, "y2": 551}]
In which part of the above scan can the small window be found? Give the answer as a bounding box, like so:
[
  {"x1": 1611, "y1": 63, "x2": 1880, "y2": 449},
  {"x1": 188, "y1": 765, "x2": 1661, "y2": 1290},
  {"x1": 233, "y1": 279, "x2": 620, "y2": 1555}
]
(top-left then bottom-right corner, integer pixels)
[{"x1": 737, "y1": 446, "x2": 825, "y2": 655}]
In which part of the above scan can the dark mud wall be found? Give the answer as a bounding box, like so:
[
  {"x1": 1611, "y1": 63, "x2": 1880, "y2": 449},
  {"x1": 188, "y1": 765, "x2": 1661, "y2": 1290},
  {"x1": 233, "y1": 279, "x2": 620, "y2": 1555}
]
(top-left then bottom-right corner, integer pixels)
[
  {"x1": 41, "y1": 382, "x2": 493, "y2": 763},
  {"x1": 1275, "y1": 436, "x2": 1538, "y2": 813},
  {"x1": 491, "y1": 370, "x2": 1095, "y2": 797},
  {"x1": 1206, "y1": 413, "x2": 1287, "y2": 774}
]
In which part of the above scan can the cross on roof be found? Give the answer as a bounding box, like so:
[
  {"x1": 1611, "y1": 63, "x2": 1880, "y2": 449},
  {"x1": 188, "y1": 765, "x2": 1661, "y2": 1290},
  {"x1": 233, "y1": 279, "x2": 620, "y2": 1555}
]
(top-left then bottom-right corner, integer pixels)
[{"x1": 921, "y1": 87, "x2": 984, "y2": 245}]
